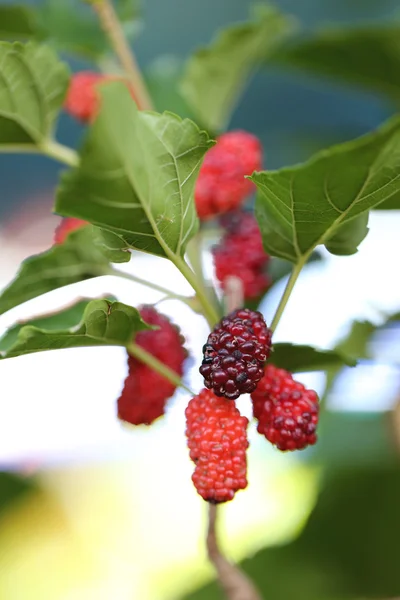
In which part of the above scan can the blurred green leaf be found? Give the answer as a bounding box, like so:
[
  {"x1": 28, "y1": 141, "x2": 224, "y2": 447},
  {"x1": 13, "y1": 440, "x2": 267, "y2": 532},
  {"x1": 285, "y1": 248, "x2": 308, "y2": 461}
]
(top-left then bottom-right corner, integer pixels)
[
  {"x1": 270, "y1": 343, "x2": 356, "y2": 372},
  {"x1": 0, "y1": 472, "x2": 36, "y2": 515},
  {"x1": 0, "y1": 5, "x2": 38, "y2": 40},
  {"x1": 322, "y1": 320, "x2": 376, "y2": 403},
  {"x1": 0, "y1": 41, "x2": 69, "y2": 148},
  {"x1": 0, "y1": 228, "x2": 110, "y2": 316},
  {"x1": 56, "y1": 83, "x2": 213, "y2": 259},
  {"x1": 0, "y1": 299, "x2": 150, "y2": 359},
  {"x1": 36, "y1": 0, "x2": 109, "y2": 60},
  {"x1": 253, "y1": 115, "x2": 400, "y2": 263},
  {"x1": 273, "y1": 24, "x2": 400, "y2": 104},
  {"x1": 186, "y1": 466, "x2": 400, "y2": 599},
  {"x1": 146, "y1": 56, "x2": 194, "y2": 118},
  {"x1": 180, "y1": 4, "x2": 296, "y2": 132},
  {"x1": 0, "y1": 296, "x2": 115, "y2": 352}
]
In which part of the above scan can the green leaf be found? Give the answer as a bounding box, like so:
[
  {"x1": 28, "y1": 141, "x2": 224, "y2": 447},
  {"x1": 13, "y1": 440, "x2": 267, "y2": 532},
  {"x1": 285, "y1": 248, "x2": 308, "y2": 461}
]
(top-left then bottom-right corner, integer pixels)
[
  {"x1": 0, "y1": 299, "x2": 150, "y2": 359},
  {"x1": 146, "y1": 56, "x2": 194, "y2": 118},
  {"x1": 0, "y1": 227, "x2": 110, "y2": 316},
  {"x1": 253, "y1": 115, "x2": 400, "y2": 263},
  {"x1": 56, "y1": 83, "x2": 214, "y2": 260},
  {"x1": 0, "y1": 472, "x2": 37, "y2": 515},
  {"x1": 0, "y1": 296, "x2": 115, "y2": 352},
  {"x1": 273, "y1": 24, "x2": 400, "y2": 104},
  {"x1": 180, "y1": 4, "x2": 296, "y2": 132},
  {"x1": 0, "y1": 5, "x2": 38, "y2": 40},
  {"x1": 92, "y1": 227, "x2": 132, "y2": 263},
  {"x1": 270, "y1": 343, "x2": 356, "y2": 373},
  {"x1": 0, "y1": 41, "x2": 69, "y2": 148},
  {"x1": 35, "y1": 0, "x2": 109, "y2": 60},
  {"x1": 373, "y1": 190, "x2": 400, "y2": 210},
  {"x1": 324, "y1": 212, "x2": 369, "y2": 256}
]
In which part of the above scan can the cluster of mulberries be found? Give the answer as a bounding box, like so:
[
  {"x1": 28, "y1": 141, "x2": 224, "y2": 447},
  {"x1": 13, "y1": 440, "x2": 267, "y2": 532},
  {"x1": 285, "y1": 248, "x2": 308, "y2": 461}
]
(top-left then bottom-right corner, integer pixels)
[
  {"x1": 195, "y1": 130, "x2": 262, "y2": 220},
  {"x1": 117, "y1": 306, "x2": 187, "y2": 426},
  {"x1": 213, "y1": 212, "x2": 272, "y2": 299}
]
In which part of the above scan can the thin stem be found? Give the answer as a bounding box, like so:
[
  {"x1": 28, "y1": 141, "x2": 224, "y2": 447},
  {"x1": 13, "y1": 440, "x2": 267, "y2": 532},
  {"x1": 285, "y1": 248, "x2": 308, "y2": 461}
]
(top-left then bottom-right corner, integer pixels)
[
  {"x1": 224, "y1": 276, "x2": 244, "y2": 313},
  {"x1": 108, "y1": 266, "x2": 192, "y2": 304},
  {"x1": 127, "y1": 342, "x2": 194, "y2": 396},
  {"x1": 40, "y1": 140, "x2": 80, "y2": 167},
  {"x1": 270, "y1": 260, "x2": 304, "y2": 333},
  {"x1": 174, "y1": 256, "x2": 220, "y2": 329},
  {"x1": 91, "y1": 0, "x2": 154, "y2": 110},
  {"x1": 207, "y1": 504, "x2": 262, "y2": 600}
]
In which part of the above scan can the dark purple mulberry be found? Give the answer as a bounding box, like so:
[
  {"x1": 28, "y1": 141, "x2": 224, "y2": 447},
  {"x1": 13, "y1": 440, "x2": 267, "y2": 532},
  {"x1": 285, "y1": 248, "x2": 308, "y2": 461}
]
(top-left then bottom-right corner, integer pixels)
[{"x1": 199, "y1": 308, "x2": 272, "y2": 400}]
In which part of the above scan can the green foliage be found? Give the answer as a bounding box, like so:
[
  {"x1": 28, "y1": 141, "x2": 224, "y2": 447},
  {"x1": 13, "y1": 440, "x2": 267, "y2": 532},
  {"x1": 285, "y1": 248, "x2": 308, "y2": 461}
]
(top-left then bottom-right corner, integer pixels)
[
  {"x1": 180, "y1": 4, "x2": 296, "y2": 132},
  {"x1": 56, "y1": 83, "x2": 214, "y2": 260},
  {"x1": 0, "y1": 5, "x2": 37, "y2": 40},
  {"x1": 185, "y1": 466, "x2": 400, "y2": 600},
  {"x1": 0, "y1": 299, "x2": 150, "y2": 359},
  {"x1": 0, "y1": 472, "x2": 37, "y2": 516},
  {"x1": 0, "y1": 297, "x2": 115, "y2": 352},
  {"x1": 0, "y1": 1, "x2": 141, "y2": 61},
  {"x1": 253, "y1": 115, "x2": 400, "y2": 263},
  {"x1": 273, "y1": 24, "x2": 400, "y2": 104},
  {"x1": 270, "y1": 343, "x2": 356, "y2": 373},
  {"x1": 146, "y1": 56, "x2": 194, "y2": 118},
  {"x1": 92, "y1": 228, "x2": 132, "y2": 263},
  {"x1": 0, "y1": 41, "x2": 69, "y2": 148},
  {"x1": 0, "y1": 228, "x2": 110, "y2": 316}
]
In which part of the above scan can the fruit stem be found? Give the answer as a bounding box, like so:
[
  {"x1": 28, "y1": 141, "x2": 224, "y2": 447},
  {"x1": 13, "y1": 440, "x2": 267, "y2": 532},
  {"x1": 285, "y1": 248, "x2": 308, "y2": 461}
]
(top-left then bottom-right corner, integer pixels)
[
  {"x1": 270, "y1": 259, "x2": 304, "y2": 333},
  {"x1": 173, "y1": 256, "x2": 221, "y2": 329},
  {"x1": 39, "y1": 140, "x2": 80, "y2": 167},
  {"x1": 207, "y1": 504, "x2": 263, "y2": 600},
  {"x1": 90, "y1": 0, "x2": 154, "y2": 110},
  {"x1": 108, "y1": 266, "x2": 193, "y2": 306},
  {"x1": 127, "y1": 342, "x2": 194, "y2": 395},
  {"x1": 224, "y1": 276, "x2": 244, "y2": 313}
]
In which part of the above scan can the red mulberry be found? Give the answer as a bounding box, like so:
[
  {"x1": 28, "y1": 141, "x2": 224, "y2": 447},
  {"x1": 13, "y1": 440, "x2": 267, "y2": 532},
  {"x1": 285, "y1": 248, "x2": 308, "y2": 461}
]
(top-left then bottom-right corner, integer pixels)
[
  {"x1": 213, "y1": 211, "x2": 271, "y2": 299},
  {"x1": 53, "y1": 217, "x2": 87, "y2": 244},
  {"x1": 185, "y1": 388, "x2": 249, "y2": 502},
  {"x1": 200, "y1": 308, "x2": 272, "y2": 400},
  {"x1": 251, "y1": 365, "x2": 319, "y2": 451},
  {"x1": 195, "y1": 131, "x2": 262, "y2": 220},
  {"x1": 117, "y1": 306, "x2": 187, "y2": 425},
  {"x1": 64, "y1": 71, "x2": 138, "y2": 123}
]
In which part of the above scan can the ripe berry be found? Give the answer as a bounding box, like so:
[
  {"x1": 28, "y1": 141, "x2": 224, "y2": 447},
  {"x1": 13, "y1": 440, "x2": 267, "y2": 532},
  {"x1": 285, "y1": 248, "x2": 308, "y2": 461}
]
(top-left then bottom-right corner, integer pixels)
[
  {"x1": 117, "y1": 306, "x2": 187, "y2": 426},
  {"x1": 185, "y1": 388, "x2": 249, "y2": 503},
  {"x1": 251, "y1": 365, "x2": 319, "y2": 451},
  {"x1": 200, "y1": 308, "x2": 272, "y2": 400},
  {"x1": 213, "y1": 211, "x2": 271, "y2": 299},
  {"x1": 53, "y1": 217, "x2": 87, "y2": 244},
  {"x1": 64, "y1": 71, "x2": 138, "y2": 123},
  {"x1": 195, "y1": 131, "x2": 262, "y2": 220}
]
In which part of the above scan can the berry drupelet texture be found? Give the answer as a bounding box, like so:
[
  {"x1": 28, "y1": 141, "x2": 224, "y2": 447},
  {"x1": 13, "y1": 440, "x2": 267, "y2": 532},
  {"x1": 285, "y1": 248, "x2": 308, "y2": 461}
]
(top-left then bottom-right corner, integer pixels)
[
  {"x1": 213, "y1": 211, "x2": 271, "y2": 299},
  {"x1": 200, "y1": 308, "x2": 272, "y2": 400},
  {"x1": 53, "y1": 217, "x2": 87, "y2": 244},
  {"x1": 185, "y1": 388, "x2": 249, "y2": 503},
  {"x1": 117, "y1": 306, "x2": 187, "y2": 426},
  {"x1": 195, "y1": 130, "x2": 262, "y2": 220},
  {"x1": 64, "y1": 71, "x2": 138, "y2": 123},
  {"x1": 251, "y1": 365, "x2": 319, "y2": 451}
]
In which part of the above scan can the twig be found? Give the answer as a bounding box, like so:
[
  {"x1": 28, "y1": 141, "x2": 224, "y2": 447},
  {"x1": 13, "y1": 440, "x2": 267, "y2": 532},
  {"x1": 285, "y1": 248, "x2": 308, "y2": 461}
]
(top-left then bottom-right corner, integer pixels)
[
  {"x1": 205, "y1": 276, "x2": 262, "y2": 600},
  {"x1": 90, "y1": 0, "x2": 154, "y2": 110},
  {"x1": 206, "y1": 504, "x2": 263, "y2": 600}
]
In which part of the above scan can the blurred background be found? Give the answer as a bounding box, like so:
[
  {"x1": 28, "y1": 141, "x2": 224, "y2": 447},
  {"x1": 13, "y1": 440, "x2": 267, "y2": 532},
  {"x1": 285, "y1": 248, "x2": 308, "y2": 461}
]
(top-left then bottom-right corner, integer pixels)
[{"x1": 1, "y1": 0, "x2": 400, "y2": 599}]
